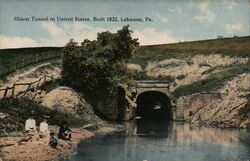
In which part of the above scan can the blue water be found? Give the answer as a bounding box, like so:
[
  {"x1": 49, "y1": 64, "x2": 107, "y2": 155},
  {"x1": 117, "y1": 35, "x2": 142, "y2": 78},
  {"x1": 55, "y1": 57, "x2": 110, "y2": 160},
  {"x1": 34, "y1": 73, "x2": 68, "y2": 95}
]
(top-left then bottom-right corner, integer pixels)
[{"x1": 61, "y1": 121, "x2": 250, "y2": 161}]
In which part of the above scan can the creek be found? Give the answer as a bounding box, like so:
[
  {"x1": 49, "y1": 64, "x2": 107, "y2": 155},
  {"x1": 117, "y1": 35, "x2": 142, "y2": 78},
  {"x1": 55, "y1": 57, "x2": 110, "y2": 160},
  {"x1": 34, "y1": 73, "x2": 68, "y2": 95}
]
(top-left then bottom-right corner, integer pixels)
[{"x1": 60, "y1": 120, "x2": 250, "y2": 161}]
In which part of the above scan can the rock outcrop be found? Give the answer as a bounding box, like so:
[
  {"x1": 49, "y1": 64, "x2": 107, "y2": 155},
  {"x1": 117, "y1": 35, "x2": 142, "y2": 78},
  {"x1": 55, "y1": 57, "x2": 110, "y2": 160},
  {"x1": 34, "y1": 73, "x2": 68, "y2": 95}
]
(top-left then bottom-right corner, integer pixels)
[
  {"x1": 175, "y1": 73, "x2": 250, "y2": 128},
  {"x1": 128, "y1": 54, "x2": 249, "y2": 92}
]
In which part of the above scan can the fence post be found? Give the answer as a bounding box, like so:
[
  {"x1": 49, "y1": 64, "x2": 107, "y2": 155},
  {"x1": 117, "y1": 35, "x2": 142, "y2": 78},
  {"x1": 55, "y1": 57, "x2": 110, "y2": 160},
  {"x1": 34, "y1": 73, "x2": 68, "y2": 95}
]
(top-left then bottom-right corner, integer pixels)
[
  {"x1": 36, "y1": 78, "x2": 41, "y2": 89},
  {"x1": 12, "y1": 84, "x2": 15, "y2": 96},
  {"x1": 3, "y1": 88, "x2": 8, "y2": 97},
  {"x1": 44, "y1": 75, "x2": 46, "y2": 82},
  {"x1": 22, "y1": 84, "x2": 32, "y2": 97}
]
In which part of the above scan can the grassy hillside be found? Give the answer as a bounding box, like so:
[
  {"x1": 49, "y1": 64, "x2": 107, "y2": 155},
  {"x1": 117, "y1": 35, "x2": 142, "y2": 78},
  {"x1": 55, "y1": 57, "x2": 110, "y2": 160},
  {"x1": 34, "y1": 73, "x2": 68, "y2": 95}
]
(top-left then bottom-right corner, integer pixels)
[
  {"x1": 0, "y1": 47, "x2": 62, "y2": 64},
  {"x1": 0, "y1": 47, "x2": 62, "y2": 79},
  {"x1": 131, "y1": 36, "x2": 250, "y2": 66}
]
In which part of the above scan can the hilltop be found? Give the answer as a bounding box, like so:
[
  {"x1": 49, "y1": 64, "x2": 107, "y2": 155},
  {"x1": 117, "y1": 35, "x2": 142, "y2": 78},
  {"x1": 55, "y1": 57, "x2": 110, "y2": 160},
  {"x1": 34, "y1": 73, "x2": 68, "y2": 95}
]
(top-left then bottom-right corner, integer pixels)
[
  {"x1": 144, "y1": 36, "x2": 249, "y2": 53},
  {"x1": 0, "y1": 47, "x2": 61, "y2": 64},
  {"x1": 1, "y1": 36, "x2": 249, "y2": 69},
  {"x1": 131, "y1": 36, "x2": 250, "y2": 66}
]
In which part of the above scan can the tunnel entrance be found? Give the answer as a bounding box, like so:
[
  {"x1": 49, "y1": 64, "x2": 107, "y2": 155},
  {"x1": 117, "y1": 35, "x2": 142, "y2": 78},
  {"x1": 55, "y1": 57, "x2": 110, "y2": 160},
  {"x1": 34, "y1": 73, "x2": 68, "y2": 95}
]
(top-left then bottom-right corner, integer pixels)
[{"x1": 136, "y1": 91, "x2": 172, "y2": 121}]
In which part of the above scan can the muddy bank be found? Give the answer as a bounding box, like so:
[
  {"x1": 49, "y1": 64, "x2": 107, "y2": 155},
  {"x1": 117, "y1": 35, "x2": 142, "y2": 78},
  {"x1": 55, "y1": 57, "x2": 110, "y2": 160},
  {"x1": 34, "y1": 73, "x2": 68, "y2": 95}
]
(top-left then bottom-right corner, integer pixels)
[{"x1": 0, "y1": 124, "x2": 119, "y2": 161}]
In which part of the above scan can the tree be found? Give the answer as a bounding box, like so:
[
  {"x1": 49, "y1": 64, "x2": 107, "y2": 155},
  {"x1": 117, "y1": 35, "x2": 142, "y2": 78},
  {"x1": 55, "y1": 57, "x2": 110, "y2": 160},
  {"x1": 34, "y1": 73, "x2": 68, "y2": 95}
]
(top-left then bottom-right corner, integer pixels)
[{"x1": 62, "y1": 26, "x2": 139, "y2": 95}]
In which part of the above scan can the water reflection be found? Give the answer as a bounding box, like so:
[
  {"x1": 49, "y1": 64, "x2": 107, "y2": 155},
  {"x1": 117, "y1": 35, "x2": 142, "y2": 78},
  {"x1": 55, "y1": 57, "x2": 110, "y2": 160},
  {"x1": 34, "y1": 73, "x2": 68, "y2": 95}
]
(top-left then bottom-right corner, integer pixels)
[
  {"x1": 125, "y1": 120, "x2": 250, "y2": 148},
  {"x1": 125, "y1": 119, "x2": 172, "y2": 138},
  {"x1": 61, "y1": 121, "x2": 250, "y2": 161}
]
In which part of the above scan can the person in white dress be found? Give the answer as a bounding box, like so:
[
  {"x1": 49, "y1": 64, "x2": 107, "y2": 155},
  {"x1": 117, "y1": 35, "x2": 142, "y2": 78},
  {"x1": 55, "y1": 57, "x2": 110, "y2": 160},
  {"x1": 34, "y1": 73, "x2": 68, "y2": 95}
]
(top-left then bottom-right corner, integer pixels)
[
  {"x1": 24, "y1": 113, "x2": 39, "y2": 142},
  {"x1": 39, "y1": 118, "x2": 50, "y2": 138},
  {"x1": 25, "y1": 116, "x2": 36, "y2": 132}
]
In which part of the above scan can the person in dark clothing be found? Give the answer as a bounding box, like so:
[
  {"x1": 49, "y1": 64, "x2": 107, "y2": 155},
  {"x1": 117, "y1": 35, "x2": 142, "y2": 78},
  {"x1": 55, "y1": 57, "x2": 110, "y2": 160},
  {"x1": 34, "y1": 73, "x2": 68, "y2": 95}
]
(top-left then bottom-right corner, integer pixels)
[
  {"x1": 49, "y1": 132, "x2": 58, "y2": 149},
  {"x1": 58, "y1": 121, "x2": 72, "y2": 141}
]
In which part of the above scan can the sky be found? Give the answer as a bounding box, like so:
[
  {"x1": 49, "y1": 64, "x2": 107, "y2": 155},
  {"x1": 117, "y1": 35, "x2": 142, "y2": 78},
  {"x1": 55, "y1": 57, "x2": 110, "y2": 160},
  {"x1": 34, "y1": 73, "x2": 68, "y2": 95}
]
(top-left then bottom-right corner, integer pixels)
[{"x1": 0, "y1": 0, "x2": 249, "y2": 49}]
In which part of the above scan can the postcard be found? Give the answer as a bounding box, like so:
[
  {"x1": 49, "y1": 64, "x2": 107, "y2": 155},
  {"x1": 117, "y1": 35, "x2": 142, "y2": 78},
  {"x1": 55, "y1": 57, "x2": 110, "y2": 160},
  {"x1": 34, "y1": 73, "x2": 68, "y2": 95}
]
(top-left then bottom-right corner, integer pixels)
[{"x1": 0, "y1": 0, "x2": 249, "y2": 161}]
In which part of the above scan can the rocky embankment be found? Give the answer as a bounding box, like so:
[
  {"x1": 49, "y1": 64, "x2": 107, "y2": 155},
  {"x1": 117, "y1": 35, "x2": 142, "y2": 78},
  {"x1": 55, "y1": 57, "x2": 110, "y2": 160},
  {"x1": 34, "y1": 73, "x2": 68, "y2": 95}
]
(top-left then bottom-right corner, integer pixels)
[
  {"x1": 128, "y1": 54, "x2": 250, "y2": 128},
  {"x1": 176, "y1": 73, "x2": 250, "y2": 128},
  {"x1": 129, "y1": 54, "x2": 248, "y2": 91}
]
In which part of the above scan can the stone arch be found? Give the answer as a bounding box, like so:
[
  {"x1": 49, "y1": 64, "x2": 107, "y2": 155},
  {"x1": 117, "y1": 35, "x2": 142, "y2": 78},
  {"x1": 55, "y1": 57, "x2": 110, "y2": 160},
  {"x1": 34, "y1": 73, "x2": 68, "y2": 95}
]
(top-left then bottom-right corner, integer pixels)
[
  {"x1": 136, "y1": 90, "x2": 172, "y2": 121},
  {"x1": 136, "y1": 87, "x2": 170, "y2": 99}
]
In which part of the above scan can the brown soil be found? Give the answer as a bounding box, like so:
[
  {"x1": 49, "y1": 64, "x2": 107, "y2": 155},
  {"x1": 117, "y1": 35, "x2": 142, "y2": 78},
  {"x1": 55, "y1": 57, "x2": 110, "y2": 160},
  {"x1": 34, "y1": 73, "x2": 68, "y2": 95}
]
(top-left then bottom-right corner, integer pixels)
[{"x1": 0, "y1": 126, "x2": 117, "y2": 161}]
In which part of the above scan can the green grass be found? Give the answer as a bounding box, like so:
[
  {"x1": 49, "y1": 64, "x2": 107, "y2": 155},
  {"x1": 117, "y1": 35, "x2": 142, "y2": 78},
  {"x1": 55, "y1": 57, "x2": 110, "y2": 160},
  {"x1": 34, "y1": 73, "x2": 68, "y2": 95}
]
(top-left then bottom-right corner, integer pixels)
[
  {"x1": 0, "y1": 47, "x2": 62, "y2": 64},
  {"x1": 0, "y1": 47, "x2": 63, "y2": 79},
  {"x1": 173, "y1": 61, "x2": 250, "y2": 98},
  {"x1": 131, "y1": 36, "x2": 250, "y2": 65},
  {"x1": 0, "y1": 97, "x2": 86, "y2": 133}
]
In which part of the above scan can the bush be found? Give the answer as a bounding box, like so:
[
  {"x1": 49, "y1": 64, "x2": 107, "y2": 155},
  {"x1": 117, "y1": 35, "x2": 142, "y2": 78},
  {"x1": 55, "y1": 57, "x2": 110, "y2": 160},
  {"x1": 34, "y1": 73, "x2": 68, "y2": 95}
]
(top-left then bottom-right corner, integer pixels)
[
  {"x1": 128, "y1": 70, "x2": 151, "y2": 80},
  {"x1": 62, "y1": 26, "x2": 139, "y2": 95},
  {"x1": 176, "y1": 74, "x2": 186, "y2": 80}
]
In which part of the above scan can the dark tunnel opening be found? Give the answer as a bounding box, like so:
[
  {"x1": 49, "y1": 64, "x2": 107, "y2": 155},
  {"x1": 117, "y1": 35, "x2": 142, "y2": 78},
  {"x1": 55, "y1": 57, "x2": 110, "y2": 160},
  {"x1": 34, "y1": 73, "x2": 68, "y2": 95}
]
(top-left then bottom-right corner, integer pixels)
[
  {"x1": 136, "y1": 91, "x2": 172, "y2": 122},
  {"x1": 134, "y1": 91, "x2": 172, "y2": 136}
]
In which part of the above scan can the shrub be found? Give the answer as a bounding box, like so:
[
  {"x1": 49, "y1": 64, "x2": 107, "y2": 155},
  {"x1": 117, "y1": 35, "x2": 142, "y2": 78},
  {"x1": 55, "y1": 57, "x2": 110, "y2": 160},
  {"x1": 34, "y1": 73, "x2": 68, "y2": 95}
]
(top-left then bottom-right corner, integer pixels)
[
  {"x1": 176, "y1": 74, "x2": 186, "y2": 80},
  {"x1": 62, "y1": 26, "x2": 139, "y2": 95}
]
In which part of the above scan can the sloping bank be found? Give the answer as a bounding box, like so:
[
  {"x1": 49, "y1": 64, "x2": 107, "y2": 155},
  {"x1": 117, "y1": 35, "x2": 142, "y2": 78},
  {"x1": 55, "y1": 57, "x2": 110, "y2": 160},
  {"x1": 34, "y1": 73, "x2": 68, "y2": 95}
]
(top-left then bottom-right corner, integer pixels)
[{"x1": 0, "y1": 86, "x2": 121, "y2": 161}]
